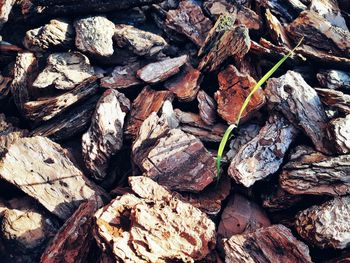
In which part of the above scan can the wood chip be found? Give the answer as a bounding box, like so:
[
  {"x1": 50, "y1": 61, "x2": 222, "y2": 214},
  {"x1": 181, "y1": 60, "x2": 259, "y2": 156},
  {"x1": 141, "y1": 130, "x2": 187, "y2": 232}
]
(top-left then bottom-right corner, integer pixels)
[
  {"x1": 228, "y1": 114, "x2": 299, "y2": 187},
  {"x1": 0, "y1": 136, "x2": 106, "y2": 220},
  {"x1": 266, "y1": 70, "x2": 332, "y2": 154},
  {"x1": 82, "y1": 89, "x2": 130, "y2": 181},
  {"x1": 197, "y1": 90, "x2": 217, "y2": 126},
  {"x1": 216, "y1": 65, "x2": 265, "y2": 124},
  {"x1": 94, "y1": 176, "x2": 216, "y2": 262},
  {"x1": 296, "y1": 196, "x2": 350, "y2": 249},
  {"x1": 327, "y1": 115, "x2": 350, "y2": 154},
  {"x1": 224, "y1": 225, "x2": 312, "y2": 263},
  {"x1": 265, "y1": 8, "x2": 292, "y2": 48},
  {"x1": 262, "y1": 185, "x2": 304, "y2": 211},
  {"x1": 316, "y1": 87, "x2": 350, "y2": 114},
  {"x1": 32, "y1": 52, "x2": 94, "y2": 91},
  {"x1": 317, "y1": 69, "x2": 350, "y2": 91},
  {"x1": 137, "y1": 55, "x2": 187, "y2": 84}
]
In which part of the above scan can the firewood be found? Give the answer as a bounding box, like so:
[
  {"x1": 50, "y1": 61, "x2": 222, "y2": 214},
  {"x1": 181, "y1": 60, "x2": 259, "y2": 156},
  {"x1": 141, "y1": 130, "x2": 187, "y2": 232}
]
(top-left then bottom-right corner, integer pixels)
[
  {"x1": 100, "y1": 61, "x2": 143, "y2": 89},
  {"x1": 296, "y1": 196, "x2": 350, "y2": 249},
  {"x1": 223, "y1": 225, "x2": 312, "y2": 263},
  {"x1": 94, "y1": 176, "x2": 216, "y2": 262},
  {"x1": 23, "y1": 19, "x2": 74, "y2": 52},
  {"x1": 327, "y1": 115, "x2": 350, "y2": 154},
  {"x1": 31, "y1": 96, "x2": 99, "y2": 141},
  {"x1": 74, "y1": 16, "x2": 115, "y2": 57},
  {"x1": 164, "y1": 63, "x2": 201, "y2": 102},
  {"x1": 280, "y1": 147, "x2": 350, "y2": 196},
  {"x1": 197, "y1": 90, "x2": 217, "y2": 126},
  {"x1": 0, "y1": 0, "x2": 15, "y2": 29},
  {"x1": 32, "y1": 52, "x2": 94, "y2": 91},
  {"x1": 132, "y1": 112, "x2": 216, "y2": 192},
  {"x1": 114, "y1": 24, "x2": 167, "y2": 56},
  {"x1": 198, "y1": 15, "x2": 251, "y2": 72},
  {"x1": 317, "y1": 69, "x2": 350, "y2": 91},
  {"x1": 266, "y1": 71, "x2": 332, "y2": 154},
  {"x1": 228, "y1": 114, "x2": 299, "y2": 187},
  {"x1": 125, "y1": 86, "x2": 173, "y2": 137},
  {"x1": 0, "y1": 136, "x2": 106, "y2": 220},
  {"x1": 218, "y1": 194, "x2": 271, "y2": 239},
  {"x1": 216, "y1": 65, "x2": 265, "y2": 124},
  {"x1": 315, "y1": 88, "x2": 350, "y2": 114},
  {"x1": 40, "y1": 197, "x2": 103, "y2": 263},
  {"x1": 136, "y1": 55, "x2": 188, "y2": 84},
  {"x1": 24, "y1": 77, "x2": 99, "y2": 122},
  {"x1": 164, "y1": 0, "x2": 213, "y2": 47},
  {"x1": 82, "y1": 89, "x2": 130, "y2": 181}
]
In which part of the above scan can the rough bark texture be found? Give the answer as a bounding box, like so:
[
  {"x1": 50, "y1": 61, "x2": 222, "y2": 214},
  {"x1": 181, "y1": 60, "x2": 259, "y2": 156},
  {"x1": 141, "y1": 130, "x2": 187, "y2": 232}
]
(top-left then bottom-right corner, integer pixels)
[
  {"x1": 40, "y1": 197, "x2": 103, "y2": 263},
  {"x1": 327, "y1": 115, "x2": 350, "y2": 154},
  {"x1": 32, "y1": 52, "x2": 94, "y2": 91},
  {"x1": 223, "y1": 225, "x2": 312, "y2": 263},
  {"x1": 216, "y1": 65, "x2": 265, "y2": 124},
  {"x1": 218, "y1": 194, "x2": 271, "y2": 239},
  {"x1": 24, "y1": 77, "x2": 99, "y2": 122},
  {"x1": 228, "y1": 114, "x2": 299, "y2": 187},
  {"x1": 198, "y1": 15, "x2": 251, "y2": 72},
  {"x1": 0, "y1": 136, "x2": 105, "y2": 220},
  {"x1": 82, "y1": 89, "x2": 130, "y2": 181},
  {"x1": 317, "y1": 69, "x2": 350, "y2": 91},
  {"x1": 125, "y1": 86, "x2": 173, "y2": 138},
  {"x1": 165, "y1": 0, "x2": 213, "y2": 47},
  {"x1": 296, "y1": 196, "x2": 350, "y2": 249},
  {"x1": 114, "y1": 24, "x2": 167, "y2": 56},
  {"x1": 137, "y1": 55, "x2": 188, "y2": 84},
  {"x1": 280, "y1": 148, "x2": 350, "y2": 196},
  {"x1": 132, "y1": 112, "x2": 216, "y2": 192},
  {"x1": 265, "y1": 8, "x2": 292, "y2": 48},
  {"x1": 316, "y1": 88, "x2": 350, "y2": 114},
  {"x1": 94, "y1": 176, "x2": 216, "y2": 262},
  {"x1": 266, "y1": 70, "x2": 332, "y2": 154},
  {"x1": 164, "y1": 63, "x2": 201, "y2": 102},
  {"x1": 74, "y1": 16, "x2": 115, "y2": 57},
  {"x1": 23, "y1": 19, "x2": 74, "y2": 52},
  {"x1": 197, "y1": 90, "x2": 217, "y2": 126}
]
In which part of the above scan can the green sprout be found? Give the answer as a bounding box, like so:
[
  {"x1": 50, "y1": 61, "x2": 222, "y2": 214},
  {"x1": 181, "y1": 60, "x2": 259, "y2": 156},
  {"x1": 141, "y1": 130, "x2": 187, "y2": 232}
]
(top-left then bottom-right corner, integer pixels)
[{"x1": 216, "y1": 37, "x2": 304, "y2": 181}]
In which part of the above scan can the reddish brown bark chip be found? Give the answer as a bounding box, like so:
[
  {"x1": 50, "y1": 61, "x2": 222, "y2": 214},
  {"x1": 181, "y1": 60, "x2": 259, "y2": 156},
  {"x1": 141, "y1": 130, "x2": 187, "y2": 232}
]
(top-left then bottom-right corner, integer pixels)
[
  {"x1": 197, "y1": 90, "x2": 217, "y2": 126},
  {"x1": 223, "y1": 225, "x2": 312, "y2": 263},
  {"x1": 94, "y1": 176, "x2": 216, "y2": 262},
  {"x1": 218, "y1": 194, "x2": 271, "y2": 239},
  {"x1": 136, "y1": 55, "x2": 188, "y2": 84},
  {"x1": 41, "y1": 197, "x2": 103, "y2": 263},
  {"x1": 216, "y1": 65, "x2": 265, "y2": 124}
]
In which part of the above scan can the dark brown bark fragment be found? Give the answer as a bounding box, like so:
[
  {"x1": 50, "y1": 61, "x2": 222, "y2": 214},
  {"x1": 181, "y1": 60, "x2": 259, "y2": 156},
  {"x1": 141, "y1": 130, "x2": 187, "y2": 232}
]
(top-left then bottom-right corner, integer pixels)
[
  {"x1": 317, "y1": 69, "x2": 350, "y2": 91},
  {"x1": 197, "y1": 90, "x2": 218, "y2": 126},
  {"x1": 316, "y1": 88, "x2": 350, "y2": 114}
]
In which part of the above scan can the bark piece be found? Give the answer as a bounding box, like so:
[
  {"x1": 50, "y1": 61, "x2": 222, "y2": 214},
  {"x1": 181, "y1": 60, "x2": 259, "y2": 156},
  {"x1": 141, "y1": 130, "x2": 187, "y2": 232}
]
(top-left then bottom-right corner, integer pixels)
[
  {"x1": 0, "y1": 0, "x2": 15, "y2": 29},
  {"x1": 228, "y1": 114, "x2": 299, "y2": 187},
  {"x1": 125, "y1": 86, "x2": 173, "y2": 137},
  {"x1": 11, "y1": 52, "x2": 38, "y2": 112},
  {"x1": 265, "y1": 8, "x2": 292, "y2": 48},
  {"x1": 23, "y1": 19, "x2": 74, "y2": 52},
  {"x1": 266, "y1": 70, "x2": 331, "y2": 154},
  {"x1": 82, "y1": 89, "x2": 130, "y2": 181},
  {"x1": 218, "y1": 194, "x2": 271, "y2": 239},
  {"x1": 280, "y1": 149, "x2": 350, "y2": 196},
  {"x1": 263, "y1": 0, "x2": 307, "y2": 22},
  {"x1": 216, "y1": 65, "x2": 265, "y2": 124},
  {"x1": 262, "y1": 185, "x2": 304, "y2": 211},
  {"x1": 0, "y1": 136, "x2": 105, "y2": 220},
  {"x1": 164, "y1": 63, "x2": 201, "y2": 102},
  {"x1": 327, "y1": 115, "x2": 350, "y2": 154},
  {"x1": 0, "y1": 74, "x2": 11, "y2": 101},
  {"x1": 101, "y1": 62, "x2": 143, "y2": 89},
  {"x1": 317, "y1": 69, "x2": 350, "y2": 91},
  {"x1": 224, "y1": 225, "x2": 312, "y2": 263},
  {"x1": 287, "y1": 10, "x2": 350, "y2": 58},
  {"x1": 74, "y1": 16, "x2": 115, "y2": 57},
  {"x1": 137, "y1": 55, "x2": 187, "y2": 84},
  {"x1": 316, "y1": 87, "x2": 350, "y2": 114},
  {"x1": 197, "y1": 90, "x2": 217, "y2": 126},
  {"x1": 165, "y1": 0, "x2": 213, "y2": 47},
  {"x1": 40, "y1": 197, "x2": 103, "y2": 263},
  {"x1": 31, "y1": 96, "x2": 98, "y2": 141},
  {"x1": 296, "y1": 196, "x2": 350, "y2": 249},
  {"x1": 198, "y1": 15, "x2": 251, "y2": 72},
  {"x1": 132, "y1": 112, "x2": 216, "y2": 192},
  {"x1": 33, "y1": 52, "x2": 94, "y2": 91},
  {"x1": 114, "y1": 24, "x2": 167, "y2": 56},
  {"x1": 24, "y1": 77, "x2": 99, "y2": 122},
  {"x1": 94, "y1": 176, "x2": 216, "y2": 262}
]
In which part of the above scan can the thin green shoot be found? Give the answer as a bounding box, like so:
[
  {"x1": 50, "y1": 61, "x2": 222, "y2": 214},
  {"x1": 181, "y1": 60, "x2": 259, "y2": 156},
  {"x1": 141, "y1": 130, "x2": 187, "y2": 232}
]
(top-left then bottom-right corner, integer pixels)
[{"x1": 216, "y1": 37, "x2": 304, "y2": 181}]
